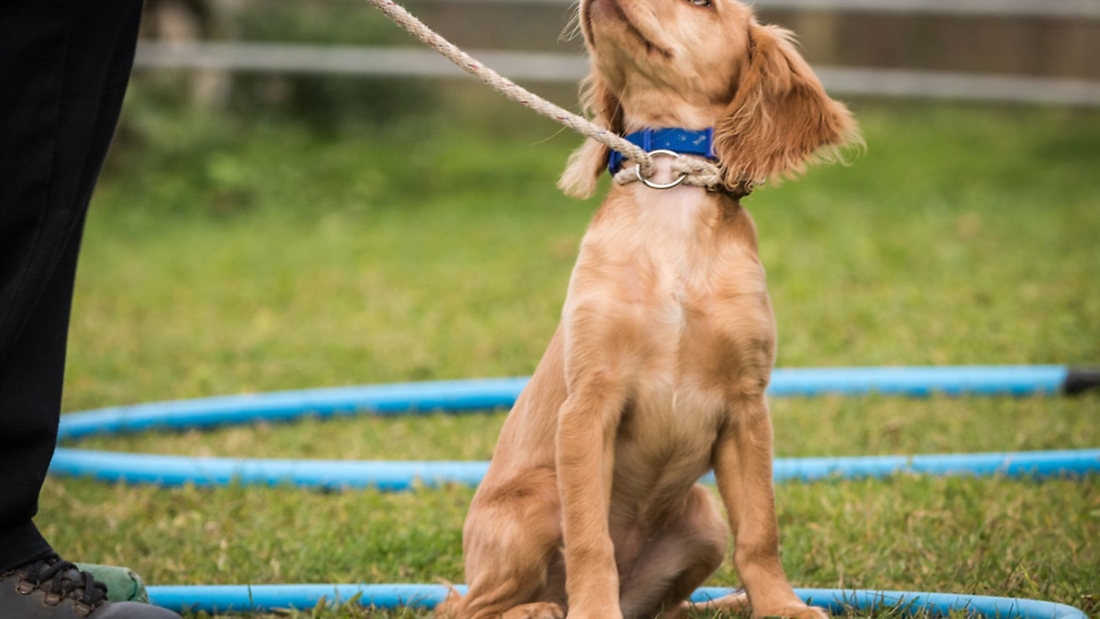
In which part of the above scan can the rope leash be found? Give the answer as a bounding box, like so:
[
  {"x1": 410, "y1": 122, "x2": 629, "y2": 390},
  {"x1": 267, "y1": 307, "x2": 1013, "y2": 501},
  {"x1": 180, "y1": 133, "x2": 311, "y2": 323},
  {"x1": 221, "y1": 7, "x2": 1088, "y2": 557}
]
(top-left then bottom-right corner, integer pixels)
[{"x1": 364, "y1": 0, "x2": 725, "y2": 190}]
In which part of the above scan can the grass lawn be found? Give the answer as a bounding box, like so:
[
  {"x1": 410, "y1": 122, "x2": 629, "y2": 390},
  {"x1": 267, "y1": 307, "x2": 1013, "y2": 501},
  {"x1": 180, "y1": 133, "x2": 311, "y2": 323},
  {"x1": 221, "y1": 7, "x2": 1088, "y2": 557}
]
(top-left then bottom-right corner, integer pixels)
[{"x1": 37, "y1": 81, "x2": 1100, "y2": 617}]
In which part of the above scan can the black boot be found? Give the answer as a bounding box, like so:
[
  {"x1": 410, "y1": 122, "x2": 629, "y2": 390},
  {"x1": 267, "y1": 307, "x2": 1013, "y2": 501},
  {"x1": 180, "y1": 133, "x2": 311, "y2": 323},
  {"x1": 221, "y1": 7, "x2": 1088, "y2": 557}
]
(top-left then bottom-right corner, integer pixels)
[{"x1": 0, "y1": 554, "x2": 180, "y2": 619}]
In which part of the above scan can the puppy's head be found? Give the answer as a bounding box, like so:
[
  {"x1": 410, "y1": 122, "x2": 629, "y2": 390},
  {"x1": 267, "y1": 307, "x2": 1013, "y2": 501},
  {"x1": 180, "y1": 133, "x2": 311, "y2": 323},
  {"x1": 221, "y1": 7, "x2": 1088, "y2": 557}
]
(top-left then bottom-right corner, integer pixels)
[{"x1": 560, "y1": 0, "x2": 860, "y2": 198}]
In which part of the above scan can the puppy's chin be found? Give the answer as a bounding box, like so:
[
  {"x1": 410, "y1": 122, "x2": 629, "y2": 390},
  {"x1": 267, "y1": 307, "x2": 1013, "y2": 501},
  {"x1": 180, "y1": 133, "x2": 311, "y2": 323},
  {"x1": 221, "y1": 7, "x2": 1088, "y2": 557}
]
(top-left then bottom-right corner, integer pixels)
[{"x1": 583, "y1": 0, "x2": 671, "y2": 62}]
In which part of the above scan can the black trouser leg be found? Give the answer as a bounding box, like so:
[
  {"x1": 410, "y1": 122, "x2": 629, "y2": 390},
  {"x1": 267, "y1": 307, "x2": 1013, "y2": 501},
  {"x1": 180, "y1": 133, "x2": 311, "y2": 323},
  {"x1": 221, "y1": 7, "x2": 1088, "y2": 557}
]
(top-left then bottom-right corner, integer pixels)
[{"x1": 0, "y1": 0, "x2": 142, "y2": 572}]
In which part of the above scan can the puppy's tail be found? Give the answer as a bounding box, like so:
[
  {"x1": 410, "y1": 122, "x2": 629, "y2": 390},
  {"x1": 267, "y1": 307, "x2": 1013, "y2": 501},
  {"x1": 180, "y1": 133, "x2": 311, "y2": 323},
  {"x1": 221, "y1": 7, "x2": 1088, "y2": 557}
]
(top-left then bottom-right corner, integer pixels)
[
  {"x1": 434, "y1": 578, "x2": 545, "y2": 619},
  {"x1": 432, "y1": 581, "x2": 462, "y2": 618}
]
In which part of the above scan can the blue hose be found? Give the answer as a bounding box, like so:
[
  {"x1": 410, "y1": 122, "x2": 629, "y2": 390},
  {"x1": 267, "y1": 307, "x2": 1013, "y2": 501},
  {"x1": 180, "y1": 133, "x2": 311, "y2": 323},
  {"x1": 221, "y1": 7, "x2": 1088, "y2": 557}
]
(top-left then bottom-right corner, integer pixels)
[
  {"x1": 144, "y1": 584, "x2": 1087, "y2": 618},
  {"x1": 57, "y1": 365, "x2": 1072, "y2": 441},
  {"x1": 49, "y1": 447, "x2": 1100, "y2": 489}
]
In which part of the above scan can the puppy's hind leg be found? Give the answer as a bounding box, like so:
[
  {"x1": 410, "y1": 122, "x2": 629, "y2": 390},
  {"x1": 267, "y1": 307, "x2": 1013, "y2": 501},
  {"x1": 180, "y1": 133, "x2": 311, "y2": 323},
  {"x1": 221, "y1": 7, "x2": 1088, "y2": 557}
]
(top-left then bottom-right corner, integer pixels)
[{"x1": 437, "y1": 467, "x2": 566, "y2": 619}]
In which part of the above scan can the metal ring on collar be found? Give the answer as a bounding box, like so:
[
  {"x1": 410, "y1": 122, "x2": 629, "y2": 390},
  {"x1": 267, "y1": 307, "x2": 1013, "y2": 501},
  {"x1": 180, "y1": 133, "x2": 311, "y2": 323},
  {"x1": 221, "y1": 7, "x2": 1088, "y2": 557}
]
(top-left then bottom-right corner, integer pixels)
[{"x1": 635, "y1": 149, "x2": 687, "y2": 189}]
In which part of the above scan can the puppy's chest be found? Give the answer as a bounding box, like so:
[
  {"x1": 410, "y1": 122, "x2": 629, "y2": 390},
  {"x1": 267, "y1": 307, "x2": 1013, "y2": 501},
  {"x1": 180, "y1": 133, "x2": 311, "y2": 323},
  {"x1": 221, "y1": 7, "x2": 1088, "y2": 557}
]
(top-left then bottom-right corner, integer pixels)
[
  {"x1": 608, "y1": 197, "x2": 770, "y2": 380},
  {"x1": 625, "y1": 220, "x2": 761, "y2": 346},
  {"x1": 574, "y1": 188, "x2": 771, "y2": 365},
  {"x1": 618, "y1": 193, "x2": 726, "y2": 304}
]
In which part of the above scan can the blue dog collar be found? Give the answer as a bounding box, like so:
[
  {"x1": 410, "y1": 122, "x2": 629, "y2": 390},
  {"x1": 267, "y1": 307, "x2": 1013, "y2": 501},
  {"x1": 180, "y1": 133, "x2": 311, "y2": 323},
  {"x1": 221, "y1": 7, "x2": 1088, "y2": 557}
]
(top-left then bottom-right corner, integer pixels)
[{"x1": 607, "y1": 127, "x2": 717, "y2": 175}]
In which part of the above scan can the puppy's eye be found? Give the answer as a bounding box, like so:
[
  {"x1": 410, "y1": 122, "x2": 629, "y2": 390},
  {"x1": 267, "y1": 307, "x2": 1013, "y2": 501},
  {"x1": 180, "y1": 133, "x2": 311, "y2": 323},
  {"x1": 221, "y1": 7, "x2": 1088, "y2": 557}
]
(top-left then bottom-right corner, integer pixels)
[{"x1": 688, "y1": 0, "x2": 712, "y2": 6}]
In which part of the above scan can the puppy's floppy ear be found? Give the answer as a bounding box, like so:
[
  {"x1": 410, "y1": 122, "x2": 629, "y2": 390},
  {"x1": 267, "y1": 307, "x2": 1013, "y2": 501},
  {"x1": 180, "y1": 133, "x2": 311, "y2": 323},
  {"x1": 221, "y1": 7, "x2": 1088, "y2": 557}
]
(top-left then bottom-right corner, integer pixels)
[
  {"x1": 559, "y1": 71, "x2": 623, "y2": 199},
  {"x1": 714, "y1": 22, "x2": 861, "y2": 188}
]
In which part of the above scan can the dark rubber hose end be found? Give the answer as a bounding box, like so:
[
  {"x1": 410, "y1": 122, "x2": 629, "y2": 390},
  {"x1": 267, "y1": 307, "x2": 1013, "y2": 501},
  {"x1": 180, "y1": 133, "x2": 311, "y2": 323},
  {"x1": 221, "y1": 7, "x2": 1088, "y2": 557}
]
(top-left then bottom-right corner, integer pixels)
[{"x1": 1063, "y1": 368, "x2": 1100, "y2": 396}]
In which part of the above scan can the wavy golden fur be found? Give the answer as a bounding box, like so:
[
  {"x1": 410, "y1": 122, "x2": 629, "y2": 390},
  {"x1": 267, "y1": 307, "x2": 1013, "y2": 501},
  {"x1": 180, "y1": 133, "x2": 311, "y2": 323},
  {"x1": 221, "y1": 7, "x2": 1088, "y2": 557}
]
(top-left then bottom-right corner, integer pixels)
[{"x1": 437, "y1": 1, "x2": 860, "y2": 618}]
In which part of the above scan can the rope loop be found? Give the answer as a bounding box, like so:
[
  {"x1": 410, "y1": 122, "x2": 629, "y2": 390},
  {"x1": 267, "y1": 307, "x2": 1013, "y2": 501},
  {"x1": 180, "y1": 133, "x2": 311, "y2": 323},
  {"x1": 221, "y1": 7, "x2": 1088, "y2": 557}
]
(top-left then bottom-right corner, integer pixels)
[{"x1": 612, "y1": 154, "x2": 723, "y2": 190}]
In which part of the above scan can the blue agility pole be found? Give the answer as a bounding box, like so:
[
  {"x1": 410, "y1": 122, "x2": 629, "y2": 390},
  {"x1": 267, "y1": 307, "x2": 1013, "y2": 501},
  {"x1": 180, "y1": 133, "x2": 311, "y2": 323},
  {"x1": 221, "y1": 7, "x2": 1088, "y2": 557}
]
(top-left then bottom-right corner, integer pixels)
[
  {"x1": 49, "y1": 447, "x2": 1100, "y2": 490},
  {"x1": 49, "y1": 449, "x2": 491, "y2": 490},
  {"x1": 56, "y1": 377, "x2": 530, "y2": 441},
  {"x1": 144, "y1": 584, "x2": 1088, "y2": 618},
  {"x1": 57, "y1": 365, "x2": 1086, "y2": 442}
]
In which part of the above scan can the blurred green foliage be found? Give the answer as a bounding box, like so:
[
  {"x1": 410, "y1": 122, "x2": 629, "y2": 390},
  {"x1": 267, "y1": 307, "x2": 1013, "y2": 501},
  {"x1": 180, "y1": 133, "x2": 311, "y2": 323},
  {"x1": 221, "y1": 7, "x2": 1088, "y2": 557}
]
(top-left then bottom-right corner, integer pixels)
[
  {"x1": 229, "y1": 0, "x2": 437, "y2": 129},
  {"x1": 134, "y1": 0, "x2": 438, "y2": 133}
]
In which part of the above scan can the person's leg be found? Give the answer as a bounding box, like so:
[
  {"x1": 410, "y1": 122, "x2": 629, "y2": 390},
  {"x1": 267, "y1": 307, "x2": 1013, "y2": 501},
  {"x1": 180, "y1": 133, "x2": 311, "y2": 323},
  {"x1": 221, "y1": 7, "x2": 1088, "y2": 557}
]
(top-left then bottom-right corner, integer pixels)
[
  {"x1": 1, "y1": 3, "x2": 182, "y2": 616},
  {"x1": 0, "y1": 204, "x2": 89, "y2": 570},
  {"x1": 0, "y1": 0, "x2": 144, "y2": 572}
]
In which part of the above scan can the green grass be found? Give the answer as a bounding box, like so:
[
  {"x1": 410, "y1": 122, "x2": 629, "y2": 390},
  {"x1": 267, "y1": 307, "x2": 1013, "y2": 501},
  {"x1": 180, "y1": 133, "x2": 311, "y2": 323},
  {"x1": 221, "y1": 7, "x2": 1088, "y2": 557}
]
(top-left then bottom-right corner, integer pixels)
[{"x1": 37, "y1": 84, "x2": 1100, "y2": 618}]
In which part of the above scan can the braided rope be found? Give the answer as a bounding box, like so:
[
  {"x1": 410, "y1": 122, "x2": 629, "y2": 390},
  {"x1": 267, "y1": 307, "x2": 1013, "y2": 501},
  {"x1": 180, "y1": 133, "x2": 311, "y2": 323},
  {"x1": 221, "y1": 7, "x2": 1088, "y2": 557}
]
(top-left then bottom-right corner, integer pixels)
[
  {"x1": 366, "y1": 0, "x2": 725, "y2": 189},
  {"x1": 611, "y1": 156, "x2": 725, "y2": 189}
]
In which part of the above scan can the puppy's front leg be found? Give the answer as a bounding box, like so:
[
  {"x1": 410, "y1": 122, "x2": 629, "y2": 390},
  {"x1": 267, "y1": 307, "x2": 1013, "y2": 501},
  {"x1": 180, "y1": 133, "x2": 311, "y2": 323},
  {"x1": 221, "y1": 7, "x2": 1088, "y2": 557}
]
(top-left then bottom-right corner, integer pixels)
[
  {"x1": 556, "y1": 375, "x2": 626, "y2": 619},
  {"x1": 714, "y1": 395, "x2": 827, "y2": 619}
]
